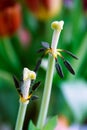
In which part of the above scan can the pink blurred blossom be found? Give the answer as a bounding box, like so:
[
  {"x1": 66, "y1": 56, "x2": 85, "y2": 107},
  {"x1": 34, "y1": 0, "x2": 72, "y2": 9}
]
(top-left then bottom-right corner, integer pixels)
[
  {"x1": 55, "y1": 124, "x2": 68, "y2": 130},
  {"x1": 54, "y1": 116, "x2": 68, "y2": 130},
  {"x1": 18, "y1": 28, "x2": 31, "y2": 47}
]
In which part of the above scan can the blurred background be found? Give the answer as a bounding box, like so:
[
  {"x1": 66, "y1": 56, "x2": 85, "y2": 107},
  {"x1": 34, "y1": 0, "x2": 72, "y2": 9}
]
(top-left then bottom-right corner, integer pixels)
[{"x1": 0, "y1": 0, "x2": 87, "y2": 130}]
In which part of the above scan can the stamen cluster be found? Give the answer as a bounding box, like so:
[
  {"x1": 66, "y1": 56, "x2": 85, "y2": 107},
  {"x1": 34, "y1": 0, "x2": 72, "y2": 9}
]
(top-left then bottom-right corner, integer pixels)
[
  {"x1": 13, "y1": 68, "x2": 41, "y2": 102},
  {"x1": 35, "y1": 42, "x2": 78, "y2": 78}
]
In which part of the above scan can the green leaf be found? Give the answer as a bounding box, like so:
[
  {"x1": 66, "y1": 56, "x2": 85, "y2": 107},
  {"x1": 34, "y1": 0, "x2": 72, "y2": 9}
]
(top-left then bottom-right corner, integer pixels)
[
  {"x1": 43, "y1": 116, "x2": 58, "y2": 130},
  {"x1": 28, "y1": 121, "x2": 40, "y2": 130},
  {"x1": 0, "y1": 70, "x2": 14, "y2": 87}
]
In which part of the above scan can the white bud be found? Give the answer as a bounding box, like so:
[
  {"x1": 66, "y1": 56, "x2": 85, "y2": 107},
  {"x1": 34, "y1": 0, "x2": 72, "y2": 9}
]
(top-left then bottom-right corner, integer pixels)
[{"x1": 21, "y1": 67, "x2": 36, "y2": 99}]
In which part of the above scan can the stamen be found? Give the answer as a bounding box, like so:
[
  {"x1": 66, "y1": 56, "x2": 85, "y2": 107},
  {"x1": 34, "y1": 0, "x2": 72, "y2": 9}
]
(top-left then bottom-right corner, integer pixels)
[
  {"x1": 20, "y1": 93, "x2": 32, "y2": 102},
  {"x1": 45, "y1": 48, "x2": 57, "y2": 59},
  {"x1": 57, "y1": 52, "x2": 64, "y2": 60},
  {"x1": 57, "y1": 49, "x2": 78, "y2": 59}
]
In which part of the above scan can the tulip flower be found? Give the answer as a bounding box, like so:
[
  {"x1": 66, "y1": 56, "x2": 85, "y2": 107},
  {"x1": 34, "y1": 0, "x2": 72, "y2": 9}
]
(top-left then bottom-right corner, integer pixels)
[
  {"x1": 25, "y1": 0, "x2": 62, "y2": 20},
  {"x1": 0, "y1": 0, "x2": 21, "y2": 36}
]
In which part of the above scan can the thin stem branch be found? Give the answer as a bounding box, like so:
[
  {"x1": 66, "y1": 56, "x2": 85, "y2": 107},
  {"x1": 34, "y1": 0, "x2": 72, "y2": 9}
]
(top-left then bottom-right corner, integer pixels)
[
  {"x1": 15, "y1": 101, "x2": 28, "y2": 130},
  {"x1": 37, "y1": 55, "x2": 55, "y2": 129},
  {"x1": 37, "y1": 21, "x2": 64, "y2": 129}
]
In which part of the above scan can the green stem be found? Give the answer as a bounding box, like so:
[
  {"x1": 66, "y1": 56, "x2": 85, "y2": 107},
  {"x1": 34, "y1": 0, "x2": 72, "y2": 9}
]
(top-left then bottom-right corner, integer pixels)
[
  {"x1": 37, "y1": 21, "x2": 64, "y2": 129},
  {"x1": 1, "y1": 37, "x2": 22, "y2": 71},
  {"x1": 15, "y1": 101, "x2": 28, "y2": 130},
  {"x1": 37, "y1": 55, "x2": 55, "y2": 129}
]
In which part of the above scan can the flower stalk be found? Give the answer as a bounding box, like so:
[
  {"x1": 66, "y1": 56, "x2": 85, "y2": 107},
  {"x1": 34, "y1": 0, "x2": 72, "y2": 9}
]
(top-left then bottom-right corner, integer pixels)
[
  {"x1": 15, "y1": 101, "x2": 28, "y2": 130},
  {"x1": 15, "y1": 68, "x2": 36, "y2": 130},
  {"x1": 37, "y1": 21, "x2": 64, "y2": 129}
]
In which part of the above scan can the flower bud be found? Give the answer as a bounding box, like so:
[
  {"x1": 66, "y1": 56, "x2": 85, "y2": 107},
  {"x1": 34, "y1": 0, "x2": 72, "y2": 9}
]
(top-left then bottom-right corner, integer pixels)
[
  {"x1": 25, "y1": 0, "x2": 62, "y2": 20},
  {"x1": 0, "y1": 0, "x2": 21, "y2": 36}
]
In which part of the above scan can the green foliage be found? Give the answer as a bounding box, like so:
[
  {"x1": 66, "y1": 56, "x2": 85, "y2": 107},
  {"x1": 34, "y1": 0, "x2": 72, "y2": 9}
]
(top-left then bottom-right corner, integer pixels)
[
  {"x1": 28, "y1": 121, "x2": 40, "y2": 130},
  {"x1": 28, "y1": 116, "x2": 57, "y2": 130},
  {"x1": 42, "y1": 116, "x2": 58, "y2": 130}
]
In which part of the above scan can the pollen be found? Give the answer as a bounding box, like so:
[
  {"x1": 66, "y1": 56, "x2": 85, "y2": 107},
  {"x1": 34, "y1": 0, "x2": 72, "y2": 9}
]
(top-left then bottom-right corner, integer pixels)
[
  {"x1": 23, "y1": 68, "x2": 36, "y2": 81},
  {"x1": 29, "y1": 71, "x2": 36, "y2": 79},
  {"x1": 51, "y1": 21, "x2": 64, "y2": 31}
]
